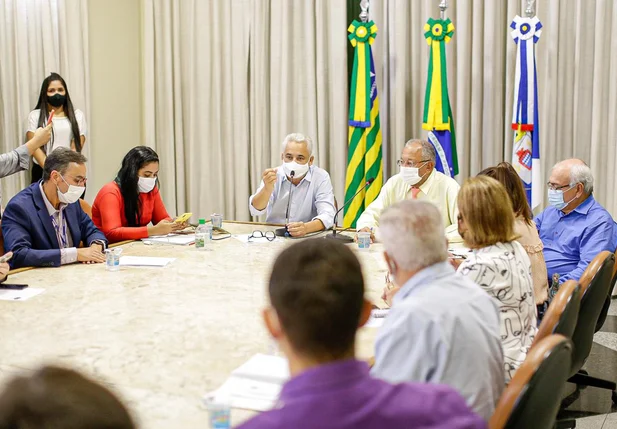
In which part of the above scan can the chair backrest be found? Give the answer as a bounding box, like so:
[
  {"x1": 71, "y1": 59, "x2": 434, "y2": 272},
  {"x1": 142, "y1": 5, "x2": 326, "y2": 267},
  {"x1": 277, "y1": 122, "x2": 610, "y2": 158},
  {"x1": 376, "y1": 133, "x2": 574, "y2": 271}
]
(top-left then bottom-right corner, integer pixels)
[
  {"x1": 570, "y1": 251, "x2": 615, "y2": 374},
  {"x1": 79, "y1": 199, "x2": 93, "y2": 219},
  {"x1": 489, "y1": 334, "x2": 573, "y2": 429},
  {"x1": 595, "y1": 249, "x2": 617, "y2": 332},
  {"x1": 531, "y1": 280, "x2": 581, "y2": 349}
]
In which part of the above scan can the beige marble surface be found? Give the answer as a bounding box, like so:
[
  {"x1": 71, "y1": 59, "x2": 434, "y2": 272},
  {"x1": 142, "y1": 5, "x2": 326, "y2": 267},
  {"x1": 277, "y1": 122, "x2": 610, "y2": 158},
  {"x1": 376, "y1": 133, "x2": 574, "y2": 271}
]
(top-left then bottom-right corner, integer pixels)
[{"x1": 0, "y1": 223, "x2": 389, "y2": 429}]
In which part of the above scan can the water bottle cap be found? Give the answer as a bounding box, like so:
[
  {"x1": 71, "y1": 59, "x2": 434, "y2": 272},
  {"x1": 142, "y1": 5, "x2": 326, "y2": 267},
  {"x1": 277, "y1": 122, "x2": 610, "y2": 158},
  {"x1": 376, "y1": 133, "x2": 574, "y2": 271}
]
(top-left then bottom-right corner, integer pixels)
[{"x1": 199, "y1": 218, "x2": 206, "y2": 224}]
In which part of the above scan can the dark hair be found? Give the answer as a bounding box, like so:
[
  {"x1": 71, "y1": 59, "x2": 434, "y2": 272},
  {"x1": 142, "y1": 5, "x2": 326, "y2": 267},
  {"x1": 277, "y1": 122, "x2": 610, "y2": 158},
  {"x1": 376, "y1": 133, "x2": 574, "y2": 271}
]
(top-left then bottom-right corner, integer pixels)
[
  {"x1": 33, "y1": 73, "x2": 83, "y2": 152},
  {"x1": 42, "y1": 147, "x2": 87, "y2": 181},
  {"x1": 478, "y1": 162, "x2": 533, "y2": 225},
  {"x1": 115, "y1": 146, "x2": 160, "y2": 227},
  {"x1": 268, "y1": 239, "x2": 365, "y2": 360},
  {"x1": 0, "y1": 365, "x2": 135, "y2": 429}
]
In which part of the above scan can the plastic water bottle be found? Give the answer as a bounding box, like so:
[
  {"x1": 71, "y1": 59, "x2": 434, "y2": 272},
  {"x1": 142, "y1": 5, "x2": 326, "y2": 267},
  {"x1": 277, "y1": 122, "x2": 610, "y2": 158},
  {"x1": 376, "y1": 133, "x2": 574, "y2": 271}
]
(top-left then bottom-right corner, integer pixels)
[{"x1": 195, "y1": 218, "x2": 209, "y2": 250}]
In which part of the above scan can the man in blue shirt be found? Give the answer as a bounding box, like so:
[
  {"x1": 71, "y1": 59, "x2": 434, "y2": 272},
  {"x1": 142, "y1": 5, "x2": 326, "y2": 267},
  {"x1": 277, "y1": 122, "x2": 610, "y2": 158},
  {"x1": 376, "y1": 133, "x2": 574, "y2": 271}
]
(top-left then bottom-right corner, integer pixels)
[
  {"x1": 237, "y1": 239, "x2": 486, "y2": 429},
  {"x1": 249, "y1": 133, "x2": 336, "y2": 237},
  {"x1": 371, "y1": 200, "x2": 504, "y2": 420},
  {"x1": 535, "y1": 159, "x2": 617, "y2": 285}
]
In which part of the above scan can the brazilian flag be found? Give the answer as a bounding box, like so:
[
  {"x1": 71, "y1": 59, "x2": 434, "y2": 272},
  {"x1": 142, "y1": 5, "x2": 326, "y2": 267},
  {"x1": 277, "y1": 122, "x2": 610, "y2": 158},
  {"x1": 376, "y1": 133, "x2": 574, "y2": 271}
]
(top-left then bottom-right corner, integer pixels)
[{"x1": 343, "y1": 20, "x2": 383, "y2": 228}]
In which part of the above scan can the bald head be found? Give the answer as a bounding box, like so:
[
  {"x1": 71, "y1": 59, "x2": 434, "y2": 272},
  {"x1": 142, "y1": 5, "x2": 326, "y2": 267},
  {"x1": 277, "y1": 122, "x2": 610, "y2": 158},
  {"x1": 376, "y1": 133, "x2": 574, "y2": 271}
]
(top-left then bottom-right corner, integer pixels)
[{"x1": 551, "y1": 158, "x2": 593, "y2": 194}]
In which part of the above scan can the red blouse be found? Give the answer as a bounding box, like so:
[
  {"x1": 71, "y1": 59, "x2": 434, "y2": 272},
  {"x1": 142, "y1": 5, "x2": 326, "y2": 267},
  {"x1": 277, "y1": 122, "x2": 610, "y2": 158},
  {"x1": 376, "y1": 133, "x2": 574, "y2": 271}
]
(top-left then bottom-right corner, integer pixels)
[{"x1": 92, "y1": 182, "x2": 172, "y2": 243}]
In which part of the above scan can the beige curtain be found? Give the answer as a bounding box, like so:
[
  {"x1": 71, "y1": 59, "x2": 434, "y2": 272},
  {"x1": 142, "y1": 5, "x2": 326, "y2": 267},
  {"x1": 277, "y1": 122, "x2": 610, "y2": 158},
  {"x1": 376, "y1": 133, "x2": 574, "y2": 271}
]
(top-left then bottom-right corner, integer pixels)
[
  {"x1": 0, "y1": 0, "x2": 90, "y2": 206},
  {"x1": 371, "y1": 0, "x2": 617, "y2": 216},
  {"x1": 143, "y1": 0, "x2": 348, "y2": 221}
]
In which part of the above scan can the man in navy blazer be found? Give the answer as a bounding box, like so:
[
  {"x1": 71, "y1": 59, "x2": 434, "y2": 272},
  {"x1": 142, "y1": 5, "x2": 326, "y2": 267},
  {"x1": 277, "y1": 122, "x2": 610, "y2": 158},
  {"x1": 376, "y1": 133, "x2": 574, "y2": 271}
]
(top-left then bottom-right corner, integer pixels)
[{"x1": 2, "y1": 148, "x2": 107, "y2": 269}]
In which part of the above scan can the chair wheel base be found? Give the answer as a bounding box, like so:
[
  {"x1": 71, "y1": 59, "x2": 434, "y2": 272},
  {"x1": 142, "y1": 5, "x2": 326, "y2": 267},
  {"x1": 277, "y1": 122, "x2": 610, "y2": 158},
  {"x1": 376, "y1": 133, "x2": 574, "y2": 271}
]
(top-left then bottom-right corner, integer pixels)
[{"x1": 612, "y1": 390, "x2": 617, "y2": 404}]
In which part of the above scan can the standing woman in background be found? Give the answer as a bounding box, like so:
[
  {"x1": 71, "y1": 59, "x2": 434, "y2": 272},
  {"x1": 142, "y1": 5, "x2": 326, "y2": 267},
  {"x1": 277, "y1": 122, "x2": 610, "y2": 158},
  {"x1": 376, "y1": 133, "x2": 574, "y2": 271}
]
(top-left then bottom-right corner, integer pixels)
[{"x1": 25, "y1": 73, "x2": 87, "y2": 183}]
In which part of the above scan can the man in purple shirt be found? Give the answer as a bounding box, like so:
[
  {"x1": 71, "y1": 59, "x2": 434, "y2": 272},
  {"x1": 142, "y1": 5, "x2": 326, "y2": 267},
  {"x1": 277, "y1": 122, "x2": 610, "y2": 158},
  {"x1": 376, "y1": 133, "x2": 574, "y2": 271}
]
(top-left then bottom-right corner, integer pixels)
[
  {"x1": 237, "y1": 239, "x2": 486, "y2": 429},
  {"x1": 536, "y1": 159, "x2": 617, "y2": 285}
]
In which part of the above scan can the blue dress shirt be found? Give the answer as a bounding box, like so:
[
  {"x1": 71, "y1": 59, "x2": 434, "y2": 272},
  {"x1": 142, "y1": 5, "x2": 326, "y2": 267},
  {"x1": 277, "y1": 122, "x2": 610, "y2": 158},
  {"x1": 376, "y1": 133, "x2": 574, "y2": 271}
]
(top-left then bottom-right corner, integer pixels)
[
  {"x1": 371, "y1": 261, "x2": 504, "y2": 420},
  {"x1": 248, "y1": 165, "x2": 336, "y2": 228},
  {"x1": 535, "y1": 195, "x2": 617, "y2": 284}
]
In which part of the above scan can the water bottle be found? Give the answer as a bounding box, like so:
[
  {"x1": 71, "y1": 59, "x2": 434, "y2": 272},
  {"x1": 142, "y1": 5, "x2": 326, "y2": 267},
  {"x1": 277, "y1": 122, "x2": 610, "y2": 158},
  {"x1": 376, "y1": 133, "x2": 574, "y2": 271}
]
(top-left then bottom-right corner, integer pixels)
[{"x1": 195, "y1": 218, "x2": 208, "y2": 250}]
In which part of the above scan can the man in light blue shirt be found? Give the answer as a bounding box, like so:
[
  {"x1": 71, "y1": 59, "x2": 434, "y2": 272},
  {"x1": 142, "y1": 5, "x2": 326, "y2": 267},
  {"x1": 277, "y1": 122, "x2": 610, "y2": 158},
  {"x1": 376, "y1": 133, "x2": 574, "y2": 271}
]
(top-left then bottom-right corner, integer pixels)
[
  {"x1": 249, "y1": 133, "x2": 336, "y2": 237},
  {"x1": 536, "y1": 159, "x2": 617, "y2": 285},
  {"x1": 371, "y1": 200, "x2": 504, "y2": 420}
]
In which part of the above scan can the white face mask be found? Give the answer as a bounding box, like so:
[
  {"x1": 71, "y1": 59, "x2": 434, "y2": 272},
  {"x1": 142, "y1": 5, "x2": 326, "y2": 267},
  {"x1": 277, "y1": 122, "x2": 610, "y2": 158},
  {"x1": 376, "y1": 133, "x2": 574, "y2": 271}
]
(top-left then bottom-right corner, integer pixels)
[
  {"x1": 138, "y1": 176, "x2": 157, "y2": 193},
  {"x1": 56, "y1": 175, "x2": 85, "y2": 204},
  {"x1": 400, "y1": 166, "x2": 424, "y2": 186},
  {"x1": 283, "y1": 160, "x2": 310, "y2": 178}
]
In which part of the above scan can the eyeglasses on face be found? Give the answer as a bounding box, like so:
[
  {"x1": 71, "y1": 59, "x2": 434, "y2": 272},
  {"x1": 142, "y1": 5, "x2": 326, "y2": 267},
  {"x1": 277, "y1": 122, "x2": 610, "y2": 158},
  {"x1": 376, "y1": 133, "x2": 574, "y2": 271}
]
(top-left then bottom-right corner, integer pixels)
[
  {"x1": 547, "y1": 182, "x2": 573, "y2": 191},
  {"x1": 397, "y1": 159, "x2": 429, "y2": 168},
  {"x1": 248, "y1": 230, "x2": 276, "y2": 242},
  {"x1": 63, "y1": 174, "x2": 87, "y2": 186}
]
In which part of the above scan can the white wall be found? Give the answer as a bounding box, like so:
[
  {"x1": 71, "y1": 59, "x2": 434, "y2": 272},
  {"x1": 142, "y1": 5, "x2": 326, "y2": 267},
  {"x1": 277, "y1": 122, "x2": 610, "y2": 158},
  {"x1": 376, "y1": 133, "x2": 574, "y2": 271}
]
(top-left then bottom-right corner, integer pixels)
[{"x1": 87, "y1": 0, "x2": 143, "y2": 202}]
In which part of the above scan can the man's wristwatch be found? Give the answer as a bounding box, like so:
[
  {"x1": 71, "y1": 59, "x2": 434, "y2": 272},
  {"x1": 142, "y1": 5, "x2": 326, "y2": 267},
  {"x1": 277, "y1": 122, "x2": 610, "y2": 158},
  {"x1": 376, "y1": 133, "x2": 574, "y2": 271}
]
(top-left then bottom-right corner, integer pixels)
[{"x1": 91, "y1": 239, "x2": 107, "y2": 251}]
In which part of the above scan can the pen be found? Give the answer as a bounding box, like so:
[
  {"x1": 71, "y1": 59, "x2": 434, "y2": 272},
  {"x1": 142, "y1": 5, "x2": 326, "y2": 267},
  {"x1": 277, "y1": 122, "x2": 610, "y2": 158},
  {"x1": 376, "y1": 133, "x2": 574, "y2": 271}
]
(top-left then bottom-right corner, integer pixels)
[{"x1": 0, "y1": 284, "x2": 26, "y2": 290}]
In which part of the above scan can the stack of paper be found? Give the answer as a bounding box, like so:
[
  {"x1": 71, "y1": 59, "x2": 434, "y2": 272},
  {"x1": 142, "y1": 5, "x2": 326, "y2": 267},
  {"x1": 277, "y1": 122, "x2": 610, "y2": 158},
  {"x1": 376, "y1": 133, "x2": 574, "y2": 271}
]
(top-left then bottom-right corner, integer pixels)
[
  {"x1": 0, "y1": 288, "x2": 45, "y2": 301},
  {"x1": 142, "y1": 234, "x2": 195, "y2": 245},
  {"x1": 119, "y1": 256, "x2": 175, "y2": 267},
  {"x1": 206, "y1": 354, "x2": 289, "y2": 412},
  {"x1": 365, "y1": 308, "x2": 390, "y2": 328}
]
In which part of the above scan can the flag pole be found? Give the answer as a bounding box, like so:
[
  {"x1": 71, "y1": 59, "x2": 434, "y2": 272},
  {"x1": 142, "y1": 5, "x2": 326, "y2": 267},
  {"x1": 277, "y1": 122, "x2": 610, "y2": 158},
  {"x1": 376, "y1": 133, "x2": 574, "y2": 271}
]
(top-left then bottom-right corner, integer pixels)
[
  {"x1": 360, "y1": 0, "x2": 369, "y2": 22},
  {"x1": 439, "y1": 0, "x2": 448, "y2": 20},
  {"x1": 525, "y1": 0, "x2": 536, "y2": 17}
]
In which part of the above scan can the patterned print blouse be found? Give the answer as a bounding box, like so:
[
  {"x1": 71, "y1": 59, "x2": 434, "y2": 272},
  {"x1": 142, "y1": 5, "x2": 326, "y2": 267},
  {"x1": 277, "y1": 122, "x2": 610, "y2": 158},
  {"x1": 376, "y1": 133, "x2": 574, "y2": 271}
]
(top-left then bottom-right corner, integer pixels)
[{"x1": 458, "y1": 241, "x2": 538, "y2": 382}]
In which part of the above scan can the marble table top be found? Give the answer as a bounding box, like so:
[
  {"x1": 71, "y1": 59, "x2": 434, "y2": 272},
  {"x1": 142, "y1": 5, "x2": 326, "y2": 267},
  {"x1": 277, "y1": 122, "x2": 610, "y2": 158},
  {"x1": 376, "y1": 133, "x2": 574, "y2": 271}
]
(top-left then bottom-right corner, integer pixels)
[{"x1": 0, "y1": 222, "x2": 389, "y2": 428}]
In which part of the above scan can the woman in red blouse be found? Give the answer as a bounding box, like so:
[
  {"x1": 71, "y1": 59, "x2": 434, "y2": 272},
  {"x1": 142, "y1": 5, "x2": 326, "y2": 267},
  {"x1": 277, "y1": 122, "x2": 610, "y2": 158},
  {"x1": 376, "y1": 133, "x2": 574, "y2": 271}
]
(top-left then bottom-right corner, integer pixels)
[{"x1": 92, "y1": 146, "x2": 185, "y2": 243}]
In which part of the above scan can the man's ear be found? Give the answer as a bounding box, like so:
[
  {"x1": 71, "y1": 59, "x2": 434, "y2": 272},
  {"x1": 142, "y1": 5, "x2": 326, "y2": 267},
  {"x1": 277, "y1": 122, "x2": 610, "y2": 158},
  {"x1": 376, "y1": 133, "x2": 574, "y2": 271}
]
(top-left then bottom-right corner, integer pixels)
[
  {"x1": 263, "y1": 307, "x2": 283, "y2": 339},
  {"x1": 309, "y1": 155, "x2": 314, "y2": 166},
  {"x1": 358, "y1": 298, "x2": 372, "y2": 328},
  {"x1": 383, "y1": 251, "x2": 396, "y2": 275}
]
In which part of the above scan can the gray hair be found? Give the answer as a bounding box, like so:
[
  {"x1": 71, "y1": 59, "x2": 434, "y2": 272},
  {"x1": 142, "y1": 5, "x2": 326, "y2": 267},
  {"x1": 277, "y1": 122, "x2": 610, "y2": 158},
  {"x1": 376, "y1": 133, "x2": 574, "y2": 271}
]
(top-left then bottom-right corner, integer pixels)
[
  {"x1": 569, "y1": 163, "x2": 594, "y2": 194},
  {"x1": 282, "y1": 133, "x2": 313, "y2": 156},
  {"x1": 42, "y1": 147, "x2": 87, "y2": 181},
  {"x1": 377, "y1": 200, "x2": 448, "y2": 272},
  {"x1": 404, "y1": 139, "x2": 436, "y2": 163}
]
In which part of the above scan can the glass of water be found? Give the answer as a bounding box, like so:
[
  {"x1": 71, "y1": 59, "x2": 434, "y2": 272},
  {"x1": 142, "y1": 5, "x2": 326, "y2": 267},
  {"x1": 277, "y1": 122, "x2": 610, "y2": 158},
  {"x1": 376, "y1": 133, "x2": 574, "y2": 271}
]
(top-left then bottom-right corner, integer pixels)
[{"x1": 105, "y1": 248, "x2": 122, "y2": 271}]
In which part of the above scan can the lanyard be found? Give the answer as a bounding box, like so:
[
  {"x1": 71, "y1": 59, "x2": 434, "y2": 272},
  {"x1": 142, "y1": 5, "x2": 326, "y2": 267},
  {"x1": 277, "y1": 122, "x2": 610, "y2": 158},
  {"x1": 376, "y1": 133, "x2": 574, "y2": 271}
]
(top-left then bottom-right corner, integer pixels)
[{"x1": 50, "y1": 211, "x2": 68, "y2": 248}]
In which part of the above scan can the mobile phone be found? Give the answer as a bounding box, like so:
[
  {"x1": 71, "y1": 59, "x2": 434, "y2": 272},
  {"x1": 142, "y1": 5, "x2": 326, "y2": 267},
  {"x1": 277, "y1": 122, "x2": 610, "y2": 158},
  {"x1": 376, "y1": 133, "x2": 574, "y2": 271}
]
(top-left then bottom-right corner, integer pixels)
[
  {"x1": 47, "y1": 110, "x2": 55, "y2": 125},
  {"x1": 175, "y1": 213, "x2": 193, "y2": 223},
  {"x1": 0, "y1": 284, "x2": 28, "y2": 290},
  {"x1": 0, "y1": 253, "x2": 13, "y2": 264}
]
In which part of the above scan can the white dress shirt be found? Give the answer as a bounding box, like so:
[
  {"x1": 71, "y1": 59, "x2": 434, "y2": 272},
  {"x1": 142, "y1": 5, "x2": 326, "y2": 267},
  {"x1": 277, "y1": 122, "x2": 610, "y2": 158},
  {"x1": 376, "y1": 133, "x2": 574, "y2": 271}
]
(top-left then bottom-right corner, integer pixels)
[
  {"x1": 356, "y1": 169, "x2": 460, "y2": 241},
  {"x1": 371, "y1": 261, "x2": 505, "y2": 420},
  {"x1": 249, "y1": 165, "x2": 336, "y2": 229},
  {"x1": 39, "y1": 182, "x2": 77, "y2": 265}
]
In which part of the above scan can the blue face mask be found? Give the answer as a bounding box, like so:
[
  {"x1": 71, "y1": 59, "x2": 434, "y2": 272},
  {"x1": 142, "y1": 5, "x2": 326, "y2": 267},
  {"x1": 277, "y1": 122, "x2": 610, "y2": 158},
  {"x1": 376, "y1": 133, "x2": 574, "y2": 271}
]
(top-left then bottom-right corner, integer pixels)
[{"x1": 547, "y1": 186, "x2": 574, "y2": 210}]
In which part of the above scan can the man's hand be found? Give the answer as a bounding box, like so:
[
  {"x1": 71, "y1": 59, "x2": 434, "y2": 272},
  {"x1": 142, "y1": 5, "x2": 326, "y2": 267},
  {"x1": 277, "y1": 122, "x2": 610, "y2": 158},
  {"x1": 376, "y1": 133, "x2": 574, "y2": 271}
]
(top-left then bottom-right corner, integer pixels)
[
  {"x1": 91, "y1": 242, "x2": 104, "y2": 253},
  {"x1": 77, "y1": 247, "x2": 105, "y2": 264},
  {"x1": 262, "y1": 168, "x2": 277, "y2": 191},
  {"x1": 32, "y1": 124, "x2": 53, "y2": 148},
  {"x1": 355, "y1": 227, "x2": 375, "y2": 243},
  {"x1": 287, "y1": 222, "x2": 307, "y2": 237},
  {"x1": 0, "y1": 251, "x2": 13, "y2": 282}
]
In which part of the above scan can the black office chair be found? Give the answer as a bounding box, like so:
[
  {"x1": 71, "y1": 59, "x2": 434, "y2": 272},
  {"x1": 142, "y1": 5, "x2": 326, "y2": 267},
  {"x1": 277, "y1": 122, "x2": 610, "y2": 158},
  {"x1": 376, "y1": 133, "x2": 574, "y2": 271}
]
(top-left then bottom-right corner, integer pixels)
[
  {"x1": 489, "y1": 335, "x2": 573, "y2": 429},
  {"x1": 532, "y1": 280, "x2": 581, "y2": 349},
  {"x1": 594, "y1": 250, "x2": 617, "y2": 332},
  {"x1": 566, "y1": 251, "x2": 616, "y2": 403}
]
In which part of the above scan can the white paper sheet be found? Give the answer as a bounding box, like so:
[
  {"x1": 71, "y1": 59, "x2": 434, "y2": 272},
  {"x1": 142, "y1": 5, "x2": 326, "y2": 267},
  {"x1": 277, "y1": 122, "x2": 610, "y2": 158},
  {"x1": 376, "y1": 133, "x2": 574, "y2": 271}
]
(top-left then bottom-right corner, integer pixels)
[
  {"x1": 206, "y1": 354, "x2": 289, "y2": 412},
  {"x1": 365, "y1": 308, "x2": 390, "y2": 328},
  {"x1": 0, "y1": 287, "x2": 45, "y2": 301},
  {"x1": 119, "y1": 256, "x2": 175, "y2": 267},
  {"x1": 142, "y1": 234, "x2": 195, "y2": 245}
]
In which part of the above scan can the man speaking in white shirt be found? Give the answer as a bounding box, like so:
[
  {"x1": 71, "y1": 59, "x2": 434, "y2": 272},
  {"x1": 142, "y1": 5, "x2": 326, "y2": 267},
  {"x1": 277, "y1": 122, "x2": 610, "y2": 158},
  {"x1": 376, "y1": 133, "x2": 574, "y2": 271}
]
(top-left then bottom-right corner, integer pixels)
[
  {"x1": 249, "y1": 133, "x2": 336, "y2": 237},
  {"x1": 356, "y1": 139, "x2": 460, "y2": 242}
]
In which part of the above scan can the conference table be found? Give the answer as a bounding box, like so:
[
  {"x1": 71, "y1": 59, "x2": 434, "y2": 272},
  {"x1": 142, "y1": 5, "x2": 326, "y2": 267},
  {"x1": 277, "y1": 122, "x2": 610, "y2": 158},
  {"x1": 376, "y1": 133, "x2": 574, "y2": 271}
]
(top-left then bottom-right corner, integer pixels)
[{"x1": 0, "y1": 222, "x2": 388, "y2": 429}]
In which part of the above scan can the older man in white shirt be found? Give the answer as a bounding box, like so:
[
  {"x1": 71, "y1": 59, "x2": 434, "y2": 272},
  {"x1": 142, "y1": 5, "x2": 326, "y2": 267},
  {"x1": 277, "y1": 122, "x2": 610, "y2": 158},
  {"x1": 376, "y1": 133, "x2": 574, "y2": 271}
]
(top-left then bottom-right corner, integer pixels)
[
  {"x1": 249, "y1": 133, "x2": 336, "y2": 237},
  {"x1": 356, "y1": 139, "x2": 460, "y2": 242},
  {"x1": 371, "y1": 199, "x2": 504, "y2": 420}
]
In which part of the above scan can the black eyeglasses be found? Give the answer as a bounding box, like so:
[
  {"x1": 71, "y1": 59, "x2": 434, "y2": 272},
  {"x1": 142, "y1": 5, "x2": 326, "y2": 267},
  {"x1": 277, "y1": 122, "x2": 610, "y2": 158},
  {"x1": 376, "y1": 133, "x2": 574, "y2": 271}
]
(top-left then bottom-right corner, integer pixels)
[{"x1": 248, "y1": 230, "x2": 276, "y2": 242}]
